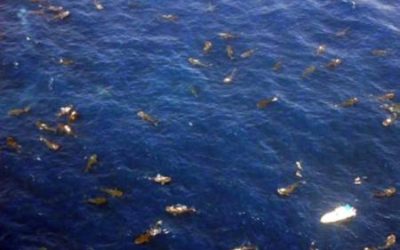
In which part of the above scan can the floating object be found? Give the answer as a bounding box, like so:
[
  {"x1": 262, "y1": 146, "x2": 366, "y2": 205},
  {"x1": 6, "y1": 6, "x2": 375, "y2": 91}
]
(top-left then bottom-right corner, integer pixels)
[
  {"x1": 302, "y1": 65, "x2": 316, "y2": 78},
  {"x1": 47, "y1": 5, "x2": 64, "y2": 13},
  {"x1": 134, "y1": 232, "x2": 152, "y2": 245},
  {"x1": 59, "y1": 58, "x2": 74, "y2": 65},
  {"x1": 364, "y1": 233, "x2": 396, "y2": 250},
  {"x1": 137, "y1": 111, "x2": 159, "y2": 126},
  {"x1": 218, "y1": 32, "x2": 236, "y2": 40},
  {"x1": 134, "y1": 220, "x2": 163, "y2": 245},
  {"x1": 382, "y1": 115, "x2": 397, "y2": 127},
  {"x1": 190, "y1": 85, "x2": 200, "y2": 97},
  {"x1": 94, "y1": 0, "x2": 104, "y2": 10},
  {"x1": 326, "y1": 58, "x2": 342, "y2": 69},
  {"x1": 316, "y1": 44, "x2": 327, "y2": 55},
  {"x1": 320, "y1": 204, "x2": 356, "y2": 224},
  {"x1": 161, "y1": 14, "x2": 178, "y2": 22},
  {"x1": 383, "y1": 234, "x2": 396, "y2": 249},
  {"x1": 101, "y1": 188, "x2": 123, "y2": 198},
  {"x1": 223, "y1": 68, "x2": 237, "y2": 84},
  {"x1": 277, "y1": 182, "x2": 302, "y2": 197},
  {"x1": 84, "y1": 154, "x2": 98, "y2": 173},
  {"x1": 39, "y1": 137, "x2": 61, "y2": 151},
  {"x1": 56, "y1": 105, "x2": 79, "y2": 122},
  {"x1": 257, "y1": 97, "x2": 278, "y2": 109},
  {"x1": 354, "y1": 176, "x2": 367, "y2": 185},
  {"x1": 152, "y1": 174, "x2": 172, "y2": 185},
  {"x1": 188, "y1": 57, "x2": 210, "y2": 67},
  {"x1": 295, "y1": 161, "x2": 303, "y2": 171},
  {"x1": 68, "y1": 110, "x2": 79, "y2": 123},
  {"x1": 226, "y1": 45, "x2": 234, "y2": 60},
  {"x1": 240, "y1": 49, "x2": 255, "y2": 59},
  {"x1": 378, "y1": 92, "x2": 395, "y2": 101},
  {"x1": 371, "y1": 49, "x2": 388, "y2": 57},
  {"x1": 56, "y1": 124, "x2": 75, "y2": 136},
  {"x1": 54, "y1": 10, "x2": 70, "y2": 20},
  {"x1": 57, "y1": 105, "x2": 74, "y2": 117},
  {"x1": 374, "y1": 187, "x2": 396, "y2": 198},
  {"x1": 336, "y1": 27, "x2": 351, "y2": 37},
  {"x1": 8, "y1": 106, "x2": 31, "y2": 117},
  {"x1": 87, "y1": 197, "x2": 108, "y2": 206},
  {"x1": 309, "y1": 241, "x2": 319, "y2": 250},
  {"x1": 295, "y1": 161, "x2": 303, "y2": 178},
  {"x1": 231, "y1": 244, "x2": 258, "y2": 250},
  {"x1": 165, "y1": 204, "x2": 196, "y2": 216},
  {"x1": 386, "y1": 103, "x2": 400, "y2": 114},
  {"x1": 36, "y1": 121, "x2": 57, "y2": 133},
  {"x1": 203, "y1": 41, "x2": 212, "y2": 54},
  {"x1": 338, "y1": 97, "x2": 359, "y2": 108},
  {"x1": 5, "y1": 136, "x2": 22, "y2": 152}
]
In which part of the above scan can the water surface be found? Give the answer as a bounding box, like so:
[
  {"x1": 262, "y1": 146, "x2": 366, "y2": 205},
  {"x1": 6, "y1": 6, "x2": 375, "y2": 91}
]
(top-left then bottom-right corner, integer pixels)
[{"x1": 0, "y1": 0, "x2": 400, "y2": 249}]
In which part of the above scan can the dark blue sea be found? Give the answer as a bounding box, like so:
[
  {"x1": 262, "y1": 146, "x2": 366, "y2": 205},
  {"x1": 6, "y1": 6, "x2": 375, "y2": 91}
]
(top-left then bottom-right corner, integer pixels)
[{"x1": 1, "y1": 0, "x2": 400, "y2": 249}]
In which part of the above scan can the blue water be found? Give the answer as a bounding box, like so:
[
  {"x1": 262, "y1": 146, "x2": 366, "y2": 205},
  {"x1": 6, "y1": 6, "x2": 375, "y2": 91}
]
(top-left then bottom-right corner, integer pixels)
[{"x1": 1, "y1": 0, "x2": 400, "y2": 249}]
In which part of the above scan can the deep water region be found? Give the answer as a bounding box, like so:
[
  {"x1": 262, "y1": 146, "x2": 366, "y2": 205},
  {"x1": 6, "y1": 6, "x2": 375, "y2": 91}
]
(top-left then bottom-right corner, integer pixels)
[{"x1": 0, "y1": 0, "x2": 400, "y2": 249}]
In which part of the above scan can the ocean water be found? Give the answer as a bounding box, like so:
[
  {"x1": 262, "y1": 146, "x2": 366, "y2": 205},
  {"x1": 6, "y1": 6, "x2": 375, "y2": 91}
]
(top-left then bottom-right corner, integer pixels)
[{"x1": 1, "y1": 0, "x2": 400, "y2": 249}]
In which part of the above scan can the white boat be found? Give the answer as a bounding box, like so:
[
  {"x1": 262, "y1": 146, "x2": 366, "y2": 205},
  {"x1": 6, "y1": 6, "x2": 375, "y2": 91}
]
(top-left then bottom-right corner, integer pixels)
[{"x1": 320, "y1": 204, "x2": 357, "y2": 224}]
